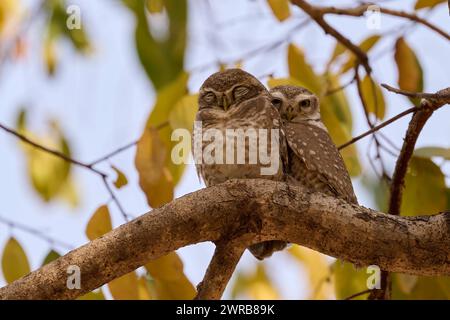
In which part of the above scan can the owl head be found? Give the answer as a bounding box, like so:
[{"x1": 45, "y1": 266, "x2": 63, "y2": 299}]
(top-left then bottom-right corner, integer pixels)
[
  {"x1": 198, "y1": 69, "x2": 268, "y2": 111},
  {"x1": 269, "y1": 85, "x2": 320, "y2": 122}
]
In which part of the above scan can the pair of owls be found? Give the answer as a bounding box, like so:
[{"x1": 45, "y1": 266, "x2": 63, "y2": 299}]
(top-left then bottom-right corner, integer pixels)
[{"x1": 195, "y1": 69, "x2": 357, "y2": 260}]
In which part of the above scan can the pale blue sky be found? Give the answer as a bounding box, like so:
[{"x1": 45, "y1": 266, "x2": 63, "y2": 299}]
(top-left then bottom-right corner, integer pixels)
[{"x1": 0, "y1": 0, "x2": 449, "y2": 299}]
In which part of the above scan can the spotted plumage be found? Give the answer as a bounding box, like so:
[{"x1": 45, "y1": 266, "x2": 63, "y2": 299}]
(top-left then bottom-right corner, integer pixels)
[
  {"x1": 270, "y1": 85, "x2": 357, "y2": 204},
  {"x1": 195, "y1": 69, "x2": 288, "y2": 259}
]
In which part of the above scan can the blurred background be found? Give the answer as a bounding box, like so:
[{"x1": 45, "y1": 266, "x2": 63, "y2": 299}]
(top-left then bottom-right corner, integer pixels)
[{"x1": 0, "y1": 0, "x2": 449, "y2": 299}]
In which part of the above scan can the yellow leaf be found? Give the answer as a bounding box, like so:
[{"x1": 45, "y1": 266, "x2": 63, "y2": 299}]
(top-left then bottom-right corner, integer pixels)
[
  {"x1": 43, "y1": 37, "x2": 57, "y2": 76},
  {"x1": 112, "y1": 166, "x2": 128, "y2": 189},
  {"x1": 288, "y1": 44, "x2": 321, "y2": 93},
  {"x1": 108, "y1": 271, "x2": 140, "y2": 300},
  {"x1": 0, "y1": 0, "x2": 21, "y2": 38},
  {"x1": 289, "y1": 245, "x2": 333, "y2": 299},
  {"x1": 85, "y1": 205, "x2": 112, "y2": 241},
  {"x1": 41, "y1": 250, "x2": 61, "y2": 266},
  {"x1": 135, "y1": 128, "x2": 174, "y2": 208},
  {"x1": 392, "y1": 274, "x2": 450, "y2": 299},
  {"x1": 414, "y1": 0, "x2": 446, "y2": 10},
  {"x1": 340, "y1": 35, "x2": 380, "y2": 74},
  {"x1": 168, "y1": 94, "x2": 198, "y2": 132},
  {"x1": 267, "y1": 0, "x2": 291, "y2": 22},
  {"x1": 231, "y1": 264, "x2": 279, "y2": 300},
  {"x1": 145, "y1": 252, "x2": 196, "y2": 299},
  {"x1": 360, "y1": 75, "x2": 386, "y2": 120},
  {"x1": 333, "y1": 261, "x2": 369, "y2": 300},
  {"x1": 395, "y1": 273, "x2": 418, "y2": 294},
  {"x1": 138, "y1": 276, "x2": 152, "y2": 300},
  {"x1": 401, "y1": 157, "x2": 447, "y2": 216},
  {"x1": 78, "y1": 289, "x2": 105, "y2": 300},
  {"x1": 1, "y1": 237, "x2": 30, "y2": 283},
  {"x1": 394, "y1": 37, "x2": 423, "y2": 105}
]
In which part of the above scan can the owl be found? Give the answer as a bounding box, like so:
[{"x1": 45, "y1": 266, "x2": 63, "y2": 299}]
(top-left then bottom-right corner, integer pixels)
[
  {"x1": 195, "y1": 69, "x2": 287, "y2": 259},
  {"x1": 269, "y1": 85, "x2": 357, "y2": 204}
]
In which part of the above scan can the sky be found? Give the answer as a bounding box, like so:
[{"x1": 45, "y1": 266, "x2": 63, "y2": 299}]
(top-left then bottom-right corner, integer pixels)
[{"x1": 0, "y1": 0, "x2": 449, "y2": 299}]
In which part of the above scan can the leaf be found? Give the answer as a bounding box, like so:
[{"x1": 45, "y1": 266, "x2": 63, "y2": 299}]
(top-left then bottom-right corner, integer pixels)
[
  {"x1": 392, "y1": 274, "x2": 450, "y2": 299},
  {"x1": 85, "y1": 205, "x2": 112, "y2": 241},
  {"x1": 42, "y1": 250, "x2": 61, "y2": 266},
  {"x1": 145, "y1": 252, "x2": 196, "y2": 299},
  {"x1": 394, "y1": 37, "x2": 423, "y2": 105},
  {"x1": 146, "y1": 0, "x2": 164, "y2": 13},
  {"x1": 0, "y1": 0, "x2": 21, "y2": 38},
  {"x1": 78, "y1": 289, "x2": 105, "y2": 300},
  {"x1": 414, "y1": 0, "x2": 446, "y2": 10},
  {"x1": 112, "y1": 166, "x2": 128, "y2": 189},
  {"x1": 339, "y1": 35, "x2": 381, "y2": 74},
  {"x1": 135, "y1": 128, "x2": 174, "y2": 208},
  {"x1": 137, "y1": 276, "x2": 152, "y2": 300},
  {"x1": 108, "y1": 271, "x2": 140, "y2": 300},
  {"x1": 288, "y1": 44, "x2": 321, "y2": 93},
  {"x1": 267, "y1": 0, "x2": 291, "y2": 22},
  {"x1": 333, "y1": 261, "x2": 369, "y2": 300},
  {"x1": 401, "y1": 157, "x2": 447, "y2": 216},
  {"x1": 1, "y1": 237, "x2": 30, "y2": 284},
  {"x1": 168, "y1": 94, "x2": 198, "y2": 132},
  {"x1": 289, "y1": 245, "x2": 333, "y2": 299},
  {"x1": 124, "y1": 0, "x2": 186, "y2": 90},
  {"x1": 414, "y1": 146, "x2": 450, "y2": 160},
  {"x1": 360, "y1": 75, "x2": 386, "y2": 119},
  {"x1": 231, "y1": 264, "x2": 279, "y2": 300}
]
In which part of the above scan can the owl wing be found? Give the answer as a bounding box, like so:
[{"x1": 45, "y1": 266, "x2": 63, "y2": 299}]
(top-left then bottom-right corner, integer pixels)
[{"x1": 284, "y1": 122, "x2": 357, "y2": 204}]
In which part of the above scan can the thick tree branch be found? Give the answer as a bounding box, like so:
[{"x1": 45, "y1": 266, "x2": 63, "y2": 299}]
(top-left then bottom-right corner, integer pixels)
[
  {"x1": 0, "y1": 179, "x2": 449, "y2": 300},
  {"x1": 195, "y1": 241, "x2": 245, "y2": 300}
]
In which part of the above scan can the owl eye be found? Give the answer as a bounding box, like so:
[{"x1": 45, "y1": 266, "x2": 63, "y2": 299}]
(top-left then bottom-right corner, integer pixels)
[
  {"x1": 233, "y1": 86, "x2": 249, "y2": 99},
  {"x1": 299, "y1": 99, "x2": 311, "y2": 109},
  {"x1": 271, "y1": 98, "x2": 283, "y2": 109},
  {"x1": 203, "y1": 92, "x2": 216, "y2": 103}
]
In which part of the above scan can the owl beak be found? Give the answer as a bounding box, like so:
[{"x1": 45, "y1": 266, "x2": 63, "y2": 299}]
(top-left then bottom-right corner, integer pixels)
[
  {"x1": 286, "y1": 106, "x2": 295, "y2": 121},
  {"x1": 221, "y1": 95, "x2": 231, "y2": 111}
]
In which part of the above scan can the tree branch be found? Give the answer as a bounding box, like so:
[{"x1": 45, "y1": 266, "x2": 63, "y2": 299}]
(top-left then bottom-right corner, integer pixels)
[
  {"x1": 195, "y1": 241, "x2": 245, "y2": 300},
  {"x1": 0, "y1": 179, "x2": 449, "y2": 300}
]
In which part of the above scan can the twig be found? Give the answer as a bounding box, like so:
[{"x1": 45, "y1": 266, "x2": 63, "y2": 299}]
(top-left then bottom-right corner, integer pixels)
[
  {"x1": 89, "y1": 140, "x2": 138, "y2": 166},
  {"x1": 0, "y1": 122, "x2": 130, "y2": 221},
  {"x1": 0, "y1": 215, "x2": 73, "y2": 250},
  {"x1": 338, "y1": 106, "x2": 418, "y2": 150},
  {"x1": 314, "y1": 3, "x2": 450, "y2": 41},
  {"x1": 291, "y1": 0, "x2": 372, "y2": 74},
  {"x1": 381, "y1": 83, "x2": 450, "y2": 101},
  {"x1": 195, "y1": 241, "x2": 246, "y2": 300},
  {"x1": 371, "y1": 85, "x2": 450, "y2": 300},
  {"x1": 345, "y1": 289, "x2": 372, "y2": 300}
]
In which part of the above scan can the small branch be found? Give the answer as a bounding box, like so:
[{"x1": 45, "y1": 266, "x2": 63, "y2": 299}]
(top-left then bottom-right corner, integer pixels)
[
  {"x1": 345, "y1": 289, "x2": 372, "y2": 300},
  {"x1": 0, "y1": 122, "x2": 130, "y2": 221},
  {"x1": 0, "y1": 215, "x2": 74, "y2": 250},
  {"x1": 89, "y1": 140, "x2": 138, "y2": 166},
  {"x1": 312, "y1": 3, "x2": 450, "y2": 41},
  {"x1": 381, "y1": 83, "x2": 450, "y2": 102},
  {"x1": 195, "y1": 241, "x2": 245, "y2": 300},
  {"x1": 338, "y1": 106, "x2": 418, "y2": 150},
  {"x1": 291, "y1": 0, "x2": 372, "y2": 74}
]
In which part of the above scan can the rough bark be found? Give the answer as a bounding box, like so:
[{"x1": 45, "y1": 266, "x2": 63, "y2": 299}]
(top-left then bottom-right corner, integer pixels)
[{"x1": 0, "y1": 179, "x2": 449, "y2": 300}]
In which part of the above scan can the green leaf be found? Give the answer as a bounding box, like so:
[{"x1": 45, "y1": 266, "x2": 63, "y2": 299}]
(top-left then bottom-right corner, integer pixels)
[
  {"x1": 414, "y1": 146, "x2": 450, "y2": 160},
  {"x1": 146, "y1": 0, "x2": 164, "y2": 13},
  {"x1": 145, "y1": 252, "x2": 196, "y2": 299},
  {"x1": 401, "y1": 157, "x2": 447, "y2": 216},
  {"x1": 392, "y1": 274, "x2": 450, "y2": 299},
  {"x1": 394, "y1": 37, "x2": 423, "y2": 105},
  {"x1": 414, "y1": 0, "x2": 446, "y2": 10},
  {"x1": 333, "y1": 261, "x2": 369, "y2": 300},
  {"x1": 360, "y1": 75, "x2": 386, "y2": 120},
  {"x1": 1, "y1": 237, "x2": 31, "y2": 284},
  {"x1": 124, "y1": 0, "x2": 186, "y2": 90},
  {"x1": 42, "y1": 250, "x2": 61, "y2": 266},
  {"x1": 112, "y1": 166, "x2": 128, "y2": 189},
  {"x1": 85, "y1": 205, "x2": 112, "y2": 241},
  {"x1": 267, "y1": 0, "x2": 291, "y2": 22}
]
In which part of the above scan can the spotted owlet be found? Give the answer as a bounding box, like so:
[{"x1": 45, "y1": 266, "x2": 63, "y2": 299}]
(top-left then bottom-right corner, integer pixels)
[
  {"x1": 195, "y1": 69, "x2": 288, "y2": 260},
  {"x1": 269, "y1": 85, "x2": 357, "y2": 204}
]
